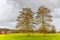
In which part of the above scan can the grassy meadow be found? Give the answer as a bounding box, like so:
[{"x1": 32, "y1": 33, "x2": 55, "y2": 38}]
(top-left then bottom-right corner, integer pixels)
[{"x1": 0, "y1": 33, "x2": 60, "y2": 40}]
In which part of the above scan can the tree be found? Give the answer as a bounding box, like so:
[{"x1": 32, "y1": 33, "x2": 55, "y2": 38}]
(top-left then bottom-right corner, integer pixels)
[
  {"x1": 51, "y1": 25, "x2": 56, "y2": 33},
  {"x1": 36, "y1": 5, "x2": 56, "y2": 33},
  {"x1": 16, "y1": 8, "x2": 34, "y2": 36}
]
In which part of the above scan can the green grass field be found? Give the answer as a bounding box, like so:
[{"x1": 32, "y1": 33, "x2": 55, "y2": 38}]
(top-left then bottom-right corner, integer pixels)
[{"x1": 0, "y1": 33, "x2": 60, "y2": 40}]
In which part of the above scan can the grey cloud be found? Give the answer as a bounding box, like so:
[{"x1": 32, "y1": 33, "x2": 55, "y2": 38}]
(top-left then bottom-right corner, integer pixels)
[
  {"x1": 7, "y1": 0, "x2": 60, "y2": 9},
  {"x1": 0, "y1": 0, "x2": 60, "y2": 29},
  {"x1": 0, "y1": 0, "x2": 19, "y2": 29},
  {"x1": 52, "y1": 8, "x2": 60, "y2": 18},
  {"x1": 0, "y1": 21, "x2": 16, "y2": 29}
]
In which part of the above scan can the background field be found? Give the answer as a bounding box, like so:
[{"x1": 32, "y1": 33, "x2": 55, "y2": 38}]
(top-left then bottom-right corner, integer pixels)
[{"x1": 0, "y1": 33, "x2": 60, "y2": 40}]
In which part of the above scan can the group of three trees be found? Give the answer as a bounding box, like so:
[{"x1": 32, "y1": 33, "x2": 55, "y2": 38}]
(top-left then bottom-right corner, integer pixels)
[{"x1": 16, "y1": 5, "x2": 56, "y2": 35}]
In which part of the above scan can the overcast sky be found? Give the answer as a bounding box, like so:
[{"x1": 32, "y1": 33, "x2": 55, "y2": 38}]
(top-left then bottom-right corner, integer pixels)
[{"x1": 0, "y1": 0, "x2": 60, "y2": 31}]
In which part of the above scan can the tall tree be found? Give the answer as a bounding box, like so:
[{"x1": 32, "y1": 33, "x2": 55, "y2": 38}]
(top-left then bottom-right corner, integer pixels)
[
  {"x1": 16, "y1": 8, "x2": 34, "y2": 36},
  {"x1": 36, "y1": 5, "x2": 56, "y2": 33},
  {"x1": 51, "y1": 25, "x2": 56, "y2": 33}
]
